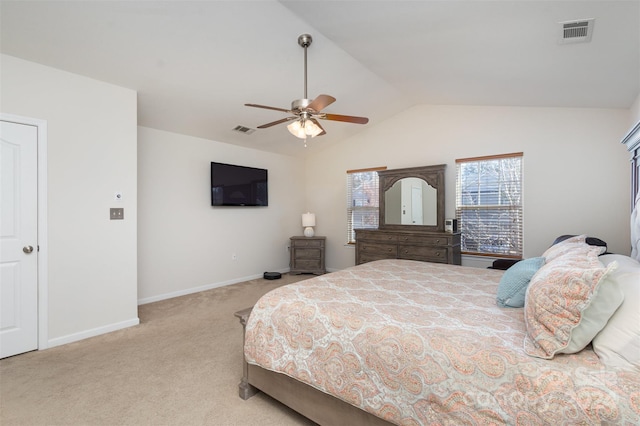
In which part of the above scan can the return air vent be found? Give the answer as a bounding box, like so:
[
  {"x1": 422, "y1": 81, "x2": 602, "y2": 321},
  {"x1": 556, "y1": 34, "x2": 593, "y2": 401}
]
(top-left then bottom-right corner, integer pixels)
[
  {"x1": 559, "y1": 19, "x2": 594, "y2": 44},
  {"x1": 233, "y1": 125, "x2": 255, "y2": 135}
]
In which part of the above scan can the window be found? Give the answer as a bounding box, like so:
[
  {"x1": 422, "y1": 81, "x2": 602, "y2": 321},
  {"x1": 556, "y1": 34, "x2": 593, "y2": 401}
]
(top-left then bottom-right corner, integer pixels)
[
  {"x1": 455, "y1": 153, "x2": 523, "y2": 258},
  {"x1": 346, "y1": 167, "x2": 386, "y2": 244}
]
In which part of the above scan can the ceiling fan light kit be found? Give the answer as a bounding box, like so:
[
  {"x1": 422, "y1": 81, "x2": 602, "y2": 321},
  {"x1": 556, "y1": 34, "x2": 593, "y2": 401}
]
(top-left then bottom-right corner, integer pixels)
[
  {"x1": 245, "y1": 34, "x2": 369, "y2": 145},
  {"x1": 287, "y1": 119, "x2": 322, "y2": 139}
]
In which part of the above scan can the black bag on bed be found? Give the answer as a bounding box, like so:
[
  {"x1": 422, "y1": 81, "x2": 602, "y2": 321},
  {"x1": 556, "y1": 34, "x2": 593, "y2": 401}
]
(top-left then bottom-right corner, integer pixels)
[{"x1": 488, "y1": 259, "x2": 521, "y2": 270}]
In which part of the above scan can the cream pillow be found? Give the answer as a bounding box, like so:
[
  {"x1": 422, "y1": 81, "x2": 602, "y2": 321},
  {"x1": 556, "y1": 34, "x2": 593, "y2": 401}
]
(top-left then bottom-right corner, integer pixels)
[
  {"x1": 541, "y1": 234, "x2": 605, "y2": 263},
  {"x1": 592, "y1": 254, "x2": 640, "y2": 371},
  {"x1": 524, "y1": 244, "x2": 621, "y2": 359}
]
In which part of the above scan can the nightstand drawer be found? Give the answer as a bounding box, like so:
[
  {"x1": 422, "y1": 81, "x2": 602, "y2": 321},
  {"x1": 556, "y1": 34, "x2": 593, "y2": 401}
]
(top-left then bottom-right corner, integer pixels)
[
  {"x1": 294, "y1": 248, "x2": 321, "y2": 259},
  {"x1": 292, "y1": 239, "x2": 324, "y2": 248},
  {"x1": 294, "y1": 259, "x2": 322, "y2": 270}
]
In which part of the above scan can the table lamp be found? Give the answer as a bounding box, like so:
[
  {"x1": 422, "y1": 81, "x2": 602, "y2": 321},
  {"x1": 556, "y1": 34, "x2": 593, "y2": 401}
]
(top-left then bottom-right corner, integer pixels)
[{"x1": 302, "y1": 212, "x2": 316, "y2": 237}]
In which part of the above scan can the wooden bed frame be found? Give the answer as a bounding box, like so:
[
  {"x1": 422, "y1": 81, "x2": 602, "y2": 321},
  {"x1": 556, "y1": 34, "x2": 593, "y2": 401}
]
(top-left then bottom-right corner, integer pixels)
[{"x1": 235, "y1": 308, "x2": 393, "y2": 426}]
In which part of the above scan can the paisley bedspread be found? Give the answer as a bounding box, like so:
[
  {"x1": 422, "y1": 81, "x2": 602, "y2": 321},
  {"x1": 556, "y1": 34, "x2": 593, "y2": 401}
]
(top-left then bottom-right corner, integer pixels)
[{"x1": 244, "y1": 259, "x2": 640, "y2": 425}]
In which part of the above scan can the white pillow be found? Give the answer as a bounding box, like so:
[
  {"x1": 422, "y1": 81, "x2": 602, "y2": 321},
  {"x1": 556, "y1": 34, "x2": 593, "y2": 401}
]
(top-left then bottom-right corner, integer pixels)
[{"x1": 592, "y1": 254, "x2": 640, "y2": 371}]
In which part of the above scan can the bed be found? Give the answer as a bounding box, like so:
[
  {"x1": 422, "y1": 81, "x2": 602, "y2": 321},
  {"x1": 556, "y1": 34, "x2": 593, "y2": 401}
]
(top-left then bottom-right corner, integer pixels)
[
  {"x1": 236, "y1": 124, "x2": 640, "y2": 425},
  {"x1": 237, "y1": 248, "x2": 640, "y2": 424}
]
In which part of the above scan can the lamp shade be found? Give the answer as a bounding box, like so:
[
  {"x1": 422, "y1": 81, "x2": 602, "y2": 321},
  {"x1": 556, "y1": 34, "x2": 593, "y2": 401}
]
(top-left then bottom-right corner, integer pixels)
[
  {"x1": 287, "y1": 120, "x2": 322, "y2": 139},
  {"x1": 304, "y1": 120, "x2": 322, "y2": 137},
  {"x1": 287, "y1": 121, "x2": 306, "y2": 138},
  {"x1": 302, "y1": 213, "x2": 316, "y2": 227}
]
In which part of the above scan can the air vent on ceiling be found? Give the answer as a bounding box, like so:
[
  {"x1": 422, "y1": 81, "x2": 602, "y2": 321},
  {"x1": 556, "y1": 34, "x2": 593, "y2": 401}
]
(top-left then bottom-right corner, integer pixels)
[
  {"x1": 233, "y1": 125, "x2": 255, "y2": 135},
  {"x1": 559, "y1": 18, "x2": 594, "y2": 44}
]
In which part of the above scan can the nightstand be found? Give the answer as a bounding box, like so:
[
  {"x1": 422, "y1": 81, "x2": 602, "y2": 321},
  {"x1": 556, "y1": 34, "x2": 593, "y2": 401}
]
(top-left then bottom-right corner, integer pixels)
[{"x1": 289, "y1": 236, "x2": 326, "y2": 275}]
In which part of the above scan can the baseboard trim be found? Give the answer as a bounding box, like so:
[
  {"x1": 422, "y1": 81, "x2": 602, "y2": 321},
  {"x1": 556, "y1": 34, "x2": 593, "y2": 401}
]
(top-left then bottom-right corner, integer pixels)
[
  {"x1": 137, "y1": 268, "x2": 291, "y2": 306},
  {"x1": 47, "y1": 317, "x2": 140, "y2": 349}
]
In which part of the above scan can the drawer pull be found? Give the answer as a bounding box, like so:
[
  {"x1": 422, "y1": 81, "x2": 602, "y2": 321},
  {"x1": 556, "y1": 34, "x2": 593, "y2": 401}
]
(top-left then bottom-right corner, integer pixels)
[
  {"x1": 436, "y1": 252, "x2": 441, "y2": 256},
  {"x1": 404, "y1": 250, "x2": 409, "y2": 254},
  {"x1": 435, "y1": 239, "x2": 440, "y2": 244},
  {"x1": 388, "y1": 248, "x2": 393, "y2": 252}
]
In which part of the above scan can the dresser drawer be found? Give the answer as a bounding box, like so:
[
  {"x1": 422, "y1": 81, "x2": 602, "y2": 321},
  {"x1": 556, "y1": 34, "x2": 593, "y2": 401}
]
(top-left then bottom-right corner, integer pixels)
[
  {"x1": 396, "y1": 234, "x2": 450, "y2": 246},
  {"x1": 359, "y1": 252, "x2": 395, "y2": 264},
  {"x1": 355, "y1": 230, "x2": 460, "y2": 266},
  {"x1": 398, "y1": 245, "x2": 447, "y2": 263},
  {"x1": 356, "y1": 231, "x2": 398, "y2": 243},
  {"x1": 359, "y1": 242, "x2": 397, "y2": 257}
]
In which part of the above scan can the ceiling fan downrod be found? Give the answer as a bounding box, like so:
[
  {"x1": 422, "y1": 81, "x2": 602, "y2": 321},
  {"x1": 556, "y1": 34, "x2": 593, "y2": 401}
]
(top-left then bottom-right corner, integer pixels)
[{"x1": 298, "y1": 34, "x2": 312, "y2": 101}]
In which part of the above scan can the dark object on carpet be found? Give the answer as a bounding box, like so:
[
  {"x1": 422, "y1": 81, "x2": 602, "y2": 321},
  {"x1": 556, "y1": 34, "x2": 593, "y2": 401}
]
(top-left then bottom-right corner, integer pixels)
[{"x1": 263, "y1": 272, "x2": 282, "y2": 280}]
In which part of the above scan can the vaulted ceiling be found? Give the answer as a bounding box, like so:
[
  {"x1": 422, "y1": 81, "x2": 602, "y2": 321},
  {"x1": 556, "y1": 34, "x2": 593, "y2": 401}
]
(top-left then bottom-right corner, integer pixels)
[{"x1": 1, "y1": 1, "x2": 638, "y2": 156}]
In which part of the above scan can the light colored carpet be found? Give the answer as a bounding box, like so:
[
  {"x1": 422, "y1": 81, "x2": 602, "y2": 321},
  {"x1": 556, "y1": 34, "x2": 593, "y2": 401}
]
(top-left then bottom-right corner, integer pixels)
[{"x1": 0, "y1": 274, "x2": 318, "y2": 426}]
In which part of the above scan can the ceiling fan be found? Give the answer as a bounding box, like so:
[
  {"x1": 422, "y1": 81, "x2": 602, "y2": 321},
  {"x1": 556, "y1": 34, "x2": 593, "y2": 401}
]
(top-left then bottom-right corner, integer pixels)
[{"x1": 245, "y1": 34, "x2": 369, "y2": 145}]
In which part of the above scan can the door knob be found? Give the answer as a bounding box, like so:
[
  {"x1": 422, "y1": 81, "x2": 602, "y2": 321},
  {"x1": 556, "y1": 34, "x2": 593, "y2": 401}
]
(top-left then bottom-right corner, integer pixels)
[{"x1": 23, "y1": 245, "x2": 34, "y2": 254}]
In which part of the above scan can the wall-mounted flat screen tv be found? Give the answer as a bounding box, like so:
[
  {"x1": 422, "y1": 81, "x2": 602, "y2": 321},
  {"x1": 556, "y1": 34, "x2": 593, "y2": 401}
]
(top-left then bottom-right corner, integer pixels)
[{"x1": 211, "y1": 162, "x2": 268, "y2": 206}]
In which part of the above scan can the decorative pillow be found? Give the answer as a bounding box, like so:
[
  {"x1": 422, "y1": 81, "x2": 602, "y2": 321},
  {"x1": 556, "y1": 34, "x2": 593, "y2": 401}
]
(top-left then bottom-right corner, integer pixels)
[
  {"x1": 523, "y1": 244, "x2": 620, "y2": 359},
  {"x1": 496, "y1": 257, "x2": 545, "y2": 308},
  {"x1": 592, "y1": 254, "x2": 640, "y2": 371}
]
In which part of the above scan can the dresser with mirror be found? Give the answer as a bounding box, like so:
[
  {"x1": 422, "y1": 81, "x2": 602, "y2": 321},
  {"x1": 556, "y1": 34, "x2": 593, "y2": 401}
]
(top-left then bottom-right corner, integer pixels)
[{"x1": 355, "y1": 164, "x2": 462, "y2": 265}]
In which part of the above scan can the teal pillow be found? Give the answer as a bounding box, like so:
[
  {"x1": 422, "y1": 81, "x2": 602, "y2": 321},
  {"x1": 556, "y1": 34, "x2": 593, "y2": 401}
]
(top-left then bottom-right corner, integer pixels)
[{"x1": 496, "y1": 257, "x2": 545, "y2": 308}]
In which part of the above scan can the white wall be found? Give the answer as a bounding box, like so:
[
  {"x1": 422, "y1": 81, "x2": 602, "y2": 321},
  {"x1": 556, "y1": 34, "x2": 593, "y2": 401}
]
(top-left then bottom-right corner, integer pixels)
[
  {"x1": 629, "y1": 93, "x2": 640, "y2": 128},
  {"x1": 1, "y1": 55, "x2": 138, "y2": 346},
  {"x1": 306, "y1": 105, "x2": 632, "y2": 270},
  {"x1": 137, "y1": 127, "x2": 305, "y2": 303}
]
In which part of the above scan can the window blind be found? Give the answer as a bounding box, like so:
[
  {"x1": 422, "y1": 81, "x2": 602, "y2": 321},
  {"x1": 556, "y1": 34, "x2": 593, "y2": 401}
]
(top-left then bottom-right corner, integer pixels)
[
  {"x1": 455, "y1": 153, "x2": 523, "y2": 258},
  {"x1": 346, "y1": 167, "x2": 386, "y2": 244}
]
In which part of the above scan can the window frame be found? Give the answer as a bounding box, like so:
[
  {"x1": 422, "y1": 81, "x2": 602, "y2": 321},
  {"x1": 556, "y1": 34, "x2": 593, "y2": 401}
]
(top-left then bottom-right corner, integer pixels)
[
  {"x1": 346, "y1": 166, "x2": 386, "y2": 244},
  {"x1": 455, "y1": 152, "x2": 523, "y2": 258}
]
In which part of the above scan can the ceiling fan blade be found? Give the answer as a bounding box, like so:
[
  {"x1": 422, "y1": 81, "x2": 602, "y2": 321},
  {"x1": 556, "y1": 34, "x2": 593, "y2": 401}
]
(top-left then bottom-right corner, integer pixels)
[
  {"x1": 322, "y1": 113, "x2": 369, "y2": 125},
  {"x1": 307, "y1": 94, "x2": 336, "y2": 112},
  {"x1": 245, "y1": 103, "x2": 291, "y2": 113},
  {"x1": 257, "y1": 116, "x2": 298, "y2": 129},
  {"x1": 309, "y1": 118, "x2": 326, "y2": 136}
]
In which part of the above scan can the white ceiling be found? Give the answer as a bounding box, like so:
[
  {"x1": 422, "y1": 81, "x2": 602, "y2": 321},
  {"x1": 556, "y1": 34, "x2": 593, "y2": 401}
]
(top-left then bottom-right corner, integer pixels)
[{"x1": 1, "y1": 0, "x2": 639, "y2": 157}]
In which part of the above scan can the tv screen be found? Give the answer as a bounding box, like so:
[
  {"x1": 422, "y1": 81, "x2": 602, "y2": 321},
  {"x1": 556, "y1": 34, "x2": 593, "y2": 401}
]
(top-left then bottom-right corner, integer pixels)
[{"x1": 211, "y1": 162, "x2": 268, "y2": 206}]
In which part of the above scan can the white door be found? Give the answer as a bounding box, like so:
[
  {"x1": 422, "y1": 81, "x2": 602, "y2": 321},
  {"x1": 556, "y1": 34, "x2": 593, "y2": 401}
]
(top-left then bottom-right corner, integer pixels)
[
  {"x1": 0, "y1": 120, "x2": 38, "y2": 358},
  {"x1": 411, "y1": 185, "x2": 423, "y2": 225}
]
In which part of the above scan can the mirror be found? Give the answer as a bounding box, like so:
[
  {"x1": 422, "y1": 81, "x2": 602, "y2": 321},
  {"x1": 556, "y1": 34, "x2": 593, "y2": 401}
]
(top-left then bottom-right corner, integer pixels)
[
  {"x1": 384, "y1": 178, "x2": 437, "y2": 226},
  {"x1": 379, "y1": 165, "x2": 446, "y2": 232}
]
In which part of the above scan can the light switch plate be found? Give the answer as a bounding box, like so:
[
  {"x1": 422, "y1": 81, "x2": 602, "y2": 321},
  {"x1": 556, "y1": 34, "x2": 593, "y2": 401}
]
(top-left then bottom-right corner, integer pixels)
[{"x1": 110, "y1": 208, "x2": 124, "y2": 220}]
